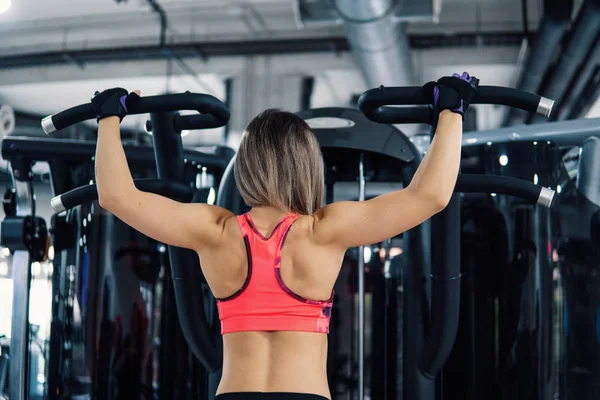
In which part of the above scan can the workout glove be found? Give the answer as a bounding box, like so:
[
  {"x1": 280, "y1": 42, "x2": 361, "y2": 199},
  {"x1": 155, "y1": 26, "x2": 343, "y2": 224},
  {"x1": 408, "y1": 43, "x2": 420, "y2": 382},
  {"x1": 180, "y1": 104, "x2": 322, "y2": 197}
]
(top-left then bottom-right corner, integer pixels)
[
  {"x1": 426, "y1": 72, "x2": 479, "y2": 118},
  {"x1": 91, "y1": 88, "x2": 141, "y2": 122}
]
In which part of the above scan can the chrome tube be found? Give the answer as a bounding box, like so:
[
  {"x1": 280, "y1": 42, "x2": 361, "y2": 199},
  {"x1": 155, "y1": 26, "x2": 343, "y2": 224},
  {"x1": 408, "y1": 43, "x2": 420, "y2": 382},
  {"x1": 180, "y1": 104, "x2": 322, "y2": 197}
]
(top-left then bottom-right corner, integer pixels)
[
  {"x1": 9, "y1": 179, "x2": 34, "y2": 400},
  {"x1": 51, "y1": 195, "x2": 66, "y2": 214},
  {"x1": 41, "y1": 115, "x2": 56, "y2": 134},
  {"x1": 536, "y1": 97, "x2": 554, "y2": 118},
  {"x1": 357, "y1": 153, "x2": 366, "y2": 399},
  {"x1": 537, "y1": 187, "x2": 555, "y2": 208}
]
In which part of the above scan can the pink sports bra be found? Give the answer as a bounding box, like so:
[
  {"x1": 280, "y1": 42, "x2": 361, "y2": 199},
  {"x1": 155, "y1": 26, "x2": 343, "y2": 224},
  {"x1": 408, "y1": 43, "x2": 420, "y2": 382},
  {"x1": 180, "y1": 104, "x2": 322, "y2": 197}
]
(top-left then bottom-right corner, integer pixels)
[{"x1": 216, "y1": 213, "x2": 334, "y2": 334}]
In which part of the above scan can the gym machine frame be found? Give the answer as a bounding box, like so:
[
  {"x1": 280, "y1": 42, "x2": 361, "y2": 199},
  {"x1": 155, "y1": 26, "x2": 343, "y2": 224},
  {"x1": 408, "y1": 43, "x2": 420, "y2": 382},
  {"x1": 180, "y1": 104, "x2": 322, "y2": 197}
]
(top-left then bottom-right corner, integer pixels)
[
  {"x1": 204, "y1": 83, "x2": 556, "y2": 399},
  {"x1": 1, "y1": 92, "x2": 230, "y2": 400},
  {"x1": 356, "y1": 84, "x2": 555, "y2": 399}
]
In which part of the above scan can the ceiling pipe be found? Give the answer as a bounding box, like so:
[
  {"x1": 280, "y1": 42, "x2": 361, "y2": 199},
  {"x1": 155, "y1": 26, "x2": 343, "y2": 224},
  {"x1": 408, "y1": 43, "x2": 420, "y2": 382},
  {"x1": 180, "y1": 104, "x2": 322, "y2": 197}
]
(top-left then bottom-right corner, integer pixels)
[
  {"x1": 570, "y1": 75, "x2": 600, "y2": 119},
  {"x1": 503, "y1": 0, "x2": 574, "y2": 127},
  {"x1": 146, "y1": 0, "x2": 167, "y2": 47},
  {"x1": 529, "y1": 0, "x2": 600, "y2": 124},
  {"x1": 333, "y1": 0, "x2": 414, "y2": 88},
  {"x1": 557, "y1": 36, "x2": 600, "y2": 119}
]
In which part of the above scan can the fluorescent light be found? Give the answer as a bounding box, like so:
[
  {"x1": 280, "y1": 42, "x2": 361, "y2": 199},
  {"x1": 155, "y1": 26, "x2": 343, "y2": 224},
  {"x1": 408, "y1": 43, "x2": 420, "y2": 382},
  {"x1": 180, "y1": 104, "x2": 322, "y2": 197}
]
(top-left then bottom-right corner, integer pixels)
[
  {"x1": 0, "y1": 0, "x2": 11, "y2": 14},
  {"x1": 207, "y1": 187, "x2": 216, "y2": 205},
  {"x1": 363, "y1": 247, "x2": 372, "y2": 263}
]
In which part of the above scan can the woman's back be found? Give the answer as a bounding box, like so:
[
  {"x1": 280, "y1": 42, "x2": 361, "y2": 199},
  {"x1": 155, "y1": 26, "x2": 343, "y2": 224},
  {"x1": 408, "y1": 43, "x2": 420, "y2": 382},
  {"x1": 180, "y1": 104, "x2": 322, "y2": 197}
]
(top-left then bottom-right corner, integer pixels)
[{"x1": 203, "y1": 210, "x2": 343, "y2": 398}]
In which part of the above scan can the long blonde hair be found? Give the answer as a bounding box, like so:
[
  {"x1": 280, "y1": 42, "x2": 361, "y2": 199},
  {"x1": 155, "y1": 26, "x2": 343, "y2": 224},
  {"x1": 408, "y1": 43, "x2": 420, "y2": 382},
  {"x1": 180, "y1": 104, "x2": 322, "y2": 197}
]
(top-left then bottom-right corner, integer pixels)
[{"x1": 234, "y1": 109, "x2": 324, "y2": 215}]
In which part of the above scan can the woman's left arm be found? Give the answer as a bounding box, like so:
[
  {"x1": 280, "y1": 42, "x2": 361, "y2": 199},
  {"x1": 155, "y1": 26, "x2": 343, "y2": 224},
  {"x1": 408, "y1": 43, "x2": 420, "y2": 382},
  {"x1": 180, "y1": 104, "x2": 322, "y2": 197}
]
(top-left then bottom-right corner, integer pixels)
[{"x1": 95, "y1": 116, "x2": 232, "y2": 252}]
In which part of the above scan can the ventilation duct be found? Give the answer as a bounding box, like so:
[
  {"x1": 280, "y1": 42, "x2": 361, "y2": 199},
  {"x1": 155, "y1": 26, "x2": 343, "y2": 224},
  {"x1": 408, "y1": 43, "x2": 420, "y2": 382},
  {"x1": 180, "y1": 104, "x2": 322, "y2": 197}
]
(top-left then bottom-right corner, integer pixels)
[
  {"x1": 529, "y1": 0, "x2": 600, "y2": 124},
  {"x1": 297, "y1": 0, "x2": 441, "y2": 26},
  {"x1": 557, "y1": 37, "x2": 600, "y2": 119},
  {"x1": 336, "y1": 0, "x2": 414, "y2": 87},
  {"x1": 297, "y1": 0, "x2": 441, "y2": 89},
  {"x1": 503, "y1": 0, "x2": 574, "y2": 127}
]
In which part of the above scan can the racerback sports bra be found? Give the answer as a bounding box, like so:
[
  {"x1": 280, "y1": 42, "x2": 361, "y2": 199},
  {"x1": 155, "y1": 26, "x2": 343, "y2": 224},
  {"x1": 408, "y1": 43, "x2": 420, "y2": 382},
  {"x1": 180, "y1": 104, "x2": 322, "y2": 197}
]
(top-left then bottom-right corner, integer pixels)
[{"x1": 217, "y1": 213, "x2": 334, "y2": 334}]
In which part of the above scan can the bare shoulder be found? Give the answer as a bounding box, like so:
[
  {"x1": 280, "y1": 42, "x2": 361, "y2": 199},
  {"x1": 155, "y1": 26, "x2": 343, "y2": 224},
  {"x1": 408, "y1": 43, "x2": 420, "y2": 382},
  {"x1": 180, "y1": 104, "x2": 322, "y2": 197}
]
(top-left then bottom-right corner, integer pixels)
[
  {"x1": 309, "y1": 202, "x2": 355, "y2": 245},
  {"x1": 204, "y1": 204, "x2": 236, "y2": 225},
  {"x1": 293, "y1": 214, "x2": 319, "y2": 237},
  {"x1": 189, "y1": 204, "x2": 236, "y2": 247}
]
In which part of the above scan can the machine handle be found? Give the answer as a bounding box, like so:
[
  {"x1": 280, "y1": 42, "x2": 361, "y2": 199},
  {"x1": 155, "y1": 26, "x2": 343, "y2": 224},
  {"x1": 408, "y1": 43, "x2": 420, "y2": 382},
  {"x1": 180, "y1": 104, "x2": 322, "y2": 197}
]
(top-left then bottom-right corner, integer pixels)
[
  {"x1": 50, "y1": 179, "x2": 194, "y2": 213},
  {"x1": 42, "y1": 92, "x2": 230, "y2": 134},
  {"x1": 358, "y1": 85, "x2": 554, "y2": 125},
  {"x1": 456, "y1": 174, "x2": 555, "y2": 207}
]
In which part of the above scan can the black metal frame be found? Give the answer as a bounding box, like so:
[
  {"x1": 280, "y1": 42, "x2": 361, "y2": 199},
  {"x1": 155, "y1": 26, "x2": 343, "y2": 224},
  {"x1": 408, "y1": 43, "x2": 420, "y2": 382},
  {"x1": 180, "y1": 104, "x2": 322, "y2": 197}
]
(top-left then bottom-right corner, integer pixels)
[
  {"x1": 148, "y1": 112, "x2": 223, "y2": 399},
  {"x1": 1, "y1": 113, "x2": 231, "y2": 399}
]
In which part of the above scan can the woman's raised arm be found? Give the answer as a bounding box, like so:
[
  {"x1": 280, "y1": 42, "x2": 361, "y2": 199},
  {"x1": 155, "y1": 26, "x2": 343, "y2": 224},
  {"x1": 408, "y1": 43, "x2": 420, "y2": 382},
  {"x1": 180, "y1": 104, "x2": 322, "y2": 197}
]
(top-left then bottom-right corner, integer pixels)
[
  {"x1": 312, "y1": 73, "x2": 478, "y2": 249},
  {"x1": 93, "y1": 90, "x2": 231, "y2": 252}
]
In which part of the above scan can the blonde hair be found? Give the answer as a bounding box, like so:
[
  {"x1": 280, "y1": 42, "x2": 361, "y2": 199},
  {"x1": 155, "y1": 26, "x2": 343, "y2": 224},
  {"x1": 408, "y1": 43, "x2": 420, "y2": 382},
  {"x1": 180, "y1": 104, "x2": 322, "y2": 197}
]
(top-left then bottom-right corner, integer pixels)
[{"x1": 234, "y1": 109, "x2": 324, "y2": 215}]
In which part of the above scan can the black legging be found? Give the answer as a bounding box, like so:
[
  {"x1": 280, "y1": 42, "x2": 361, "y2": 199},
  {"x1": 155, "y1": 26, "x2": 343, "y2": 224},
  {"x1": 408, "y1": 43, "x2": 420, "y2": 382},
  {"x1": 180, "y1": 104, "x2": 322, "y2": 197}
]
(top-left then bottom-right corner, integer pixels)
[{"x1": 215, "y1": 393, "x2": 329, "y2": 400}]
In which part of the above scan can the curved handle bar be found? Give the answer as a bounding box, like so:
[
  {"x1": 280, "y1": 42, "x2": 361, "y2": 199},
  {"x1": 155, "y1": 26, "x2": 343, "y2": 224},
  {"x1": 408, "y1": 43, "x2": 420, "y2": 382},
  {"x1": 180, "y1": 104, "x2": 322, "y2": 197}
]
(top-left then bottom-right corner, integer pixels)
[
  {"x1": 358, "y1": 85, "x2": 554, "y2": 125},
  {"x1": 42, "y1": 92, "x2": 230, "y2": 134},
  {"x1": 145, "y1": 113, "x2": 227, "y2": 133},
  {"x1": 51, "y1": 179, "x2": 194, "y2": 213},
  {"x1": 455, "y1": 174, "x2": 555, "y2": 207}
]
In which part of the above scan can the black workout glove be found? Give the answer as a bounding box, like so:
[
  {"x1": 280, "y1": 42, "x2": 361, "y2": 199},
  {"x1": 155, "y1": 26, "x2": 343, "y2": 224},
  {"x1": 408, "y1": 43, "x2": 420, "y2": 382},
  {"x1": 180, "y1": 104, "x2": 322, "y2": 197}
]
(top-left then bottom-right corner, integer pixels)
[
  {"x1": 424, "y1": 72, "x2": 480, "y2": 119},
  {"x1": 91, "y1": 88, "x2": 141, "y2": 123}
]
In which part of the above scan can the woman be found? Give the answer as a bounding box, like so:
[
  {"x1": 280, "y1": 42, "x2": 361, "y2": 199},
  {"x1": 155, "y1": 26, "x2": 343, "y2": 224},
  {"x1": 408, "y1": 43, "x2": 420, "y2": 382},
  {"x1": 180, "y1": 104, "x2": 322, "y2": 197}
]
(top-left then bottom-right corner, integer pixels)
[{"x1": 93, "y1": 72, "x2": 478, "y2": 400}]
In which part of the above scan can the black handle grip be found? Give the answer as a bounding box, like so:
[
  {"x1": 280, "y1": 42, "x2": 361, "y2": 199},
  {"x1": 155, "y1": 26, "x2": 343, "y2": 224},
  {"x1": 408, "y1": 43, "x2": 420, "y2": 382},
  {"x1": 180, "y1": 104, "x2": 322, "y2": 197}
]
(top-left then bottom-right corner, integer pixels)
[
  {"x1": 42, "y1": 92, "x2": 230, "y2": 134},
  {"x1": 358, "y1": 85, "x2": 554, "y2": 125},
  {"x1": 51, "y1": 179, "x2": 194, "y2": 213},
  {"x1": 455, "y1": 174, "x2": 555, "y2": 207}
]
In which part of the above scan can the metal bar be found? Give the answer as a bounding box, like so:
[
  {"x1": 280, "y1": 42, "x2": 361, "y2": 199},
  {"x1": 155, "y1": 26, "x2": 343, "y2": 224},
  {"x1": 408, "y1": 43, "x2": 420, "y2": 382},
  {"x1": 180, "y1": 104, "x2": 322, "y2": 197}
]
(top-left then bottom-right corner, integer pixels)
[
  {"x1": 521, "y1": 0, "x2": 530, "y2": 40},
  {"x1": 0, "y1": 33, "x2": 526, "y2": 70},
  {"x1": 462, "y1": 117, "x2": 600, "y2": 147},
  {"x1": 2, "y1": 137, "x2": 228, "y2": 169},
  {"x1": 357, "y1": 153, "x2": 366, "y2": 399},
  {"x1": 9, "y1": 252, "x2": 30, "y2": 400},
  {"x1": 9, "y1": 179, "x2": 34, "y2": 400}
]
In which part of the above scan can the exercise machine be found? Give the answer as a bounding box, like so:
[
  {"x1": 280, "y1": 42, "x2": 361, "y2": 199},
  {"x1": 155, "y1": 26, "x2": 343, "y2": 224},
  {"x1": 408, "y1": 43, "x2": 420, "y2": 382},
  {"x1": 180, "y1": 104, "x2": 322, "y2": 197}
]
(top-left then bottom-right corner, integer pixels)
[
  {"x1": 216, "y1": 84, "x2": 556, "y2": 399},
  {"x1": 449, "y1": 118, "x2": 600, "y2": 399},
  {"x1": 1, "y1": 92, "x2": 231, "y2": 400},
  {"x1": 358, "y1": 84, "x2": 556, "y2": 400}
]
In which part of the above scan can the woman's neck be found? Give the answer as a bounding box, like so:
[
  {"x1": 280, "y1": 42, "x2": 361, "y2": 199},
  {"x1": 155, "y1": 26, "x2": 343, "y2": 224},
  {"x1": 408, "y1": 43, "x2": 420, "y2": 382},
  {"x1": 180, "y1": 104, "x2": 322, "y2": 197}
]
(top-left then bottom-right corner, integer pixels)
[{"x1": 248, "y1": 206, "x2": 290, "y2": 221}]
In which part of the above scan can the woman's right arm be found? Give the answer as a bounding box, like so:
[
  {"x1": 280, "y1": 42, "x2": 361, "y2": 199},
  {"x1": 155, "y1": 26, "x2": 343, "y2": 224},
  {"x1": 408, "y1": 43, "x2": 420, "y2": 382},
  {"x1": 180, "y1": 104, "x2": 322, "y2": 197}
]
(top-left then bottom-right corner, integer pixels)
[{"x1": 313, "y1": 110, "x2": 462, "y2": 249}]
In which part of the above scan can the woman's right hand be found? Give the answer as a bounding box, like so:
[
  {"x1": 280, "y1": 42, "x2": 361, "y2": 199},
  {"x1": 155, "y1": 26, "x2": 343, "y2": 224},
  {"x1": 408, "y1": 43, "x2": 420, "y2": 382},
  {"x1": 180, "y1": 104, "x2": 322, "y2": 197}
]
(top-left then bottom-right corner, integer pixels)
[
  {"x1": 431, "y1": 72, "x2": 479, "y2": 118},
  {"x1": 91, "y1": 88, "x2": 141, "y2": 123}
]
